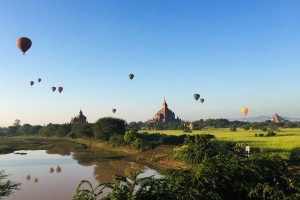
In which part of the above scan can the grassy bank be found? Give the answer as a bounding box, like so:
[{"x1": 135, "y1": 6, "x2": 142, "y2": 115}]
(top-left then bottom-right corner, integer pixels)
[
  {"x1": 140, "y1": 128, "x2": 300, "y2": 157},
  {"x1": 0, "y1": 137, "x2": 186, "y2": 172}
]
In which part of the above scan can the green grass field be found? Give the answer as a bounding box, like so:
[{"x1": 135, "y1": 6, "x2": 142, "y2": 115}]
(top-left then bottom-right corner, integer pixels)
[{"x1": 140, "y1": 128, "x2": 300, "y2": 157}]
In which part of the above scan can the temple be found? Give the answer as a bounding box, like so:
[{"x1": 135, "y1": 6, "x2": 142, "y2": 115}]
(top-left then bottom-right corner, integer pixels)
[
  {"x1": 71, "y1": 109, "x2": 87, "y2": 123},
  {"x1": 148, "y1": 99, "x2": 182, "y2": 122},
  {"x1": 270, "y1": 113, "x2": 285, "y2": 123}
]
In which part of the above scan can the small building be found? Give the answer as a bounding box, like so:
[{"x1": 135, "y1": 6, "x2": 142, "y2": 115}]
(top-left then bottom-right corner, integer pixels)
[
  {"x1": 71, "y1": 110, "x2": 87, "y2": 123},
  {"x1": 148, "y1": 99, "x2": 182, "y2": 123},
  {"x1": 270, "y1": 113, "x2": 285, "y2": 123}
]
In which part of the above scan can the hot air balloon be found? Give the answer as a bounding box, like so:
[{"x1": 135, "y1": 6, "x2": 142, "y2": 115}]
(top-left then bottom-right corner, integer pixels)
[
  {"x1": 30, "y1": 81, "x2": 34, "y2": 86},
  {"x1": 56, "y1": 165, "x2": 61, "y2": 173},
  {"x1": 26, "y1": 175, "x2": 31, "y2": 181},
  {"x1": 38, "y1": 78, "x2": 41, "y2": 83},
  {"x1": 128, "y1": 74, "x2": 134, "y2": 80},
  {"x1": 241, "y1": 107, "x2": 249, "y2": 116},
  {"x1": 34, "y1": 178, "x2": 38, "y2": 183},
  {"x1": 200, "y1": 98, "x2": 204, "y2": 103},
  {"x1": 58, "y1": 87, "x2": 63, "y2": 93},
  {"x1": 112, "y1": 109, "x2": 116, "y2": 113},
  {"x1": 16, "y1": 37, "x2": 32, "y2": 55},
  {"x1": 51, "y1": 87, "x2": 56, "y2": 92},
  {"x1": 193, "y1": 94, "x2": 200, "y2": 101},
  {"x1": 49, "y1": 167, "x2": 54, "y2": 173}
]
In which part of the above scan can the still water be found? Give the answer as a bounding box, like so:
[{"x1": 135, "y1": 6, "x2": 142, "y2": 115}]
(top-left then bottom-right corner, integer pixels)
[{"x1": 0, "y1": 150, "x2": 161, "y2": 200}]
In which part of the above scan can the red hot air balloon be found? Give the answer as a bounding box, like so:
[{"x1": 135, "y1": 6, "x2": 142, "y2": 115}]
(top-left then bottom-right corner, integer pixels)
[
  {"x1": 58, "y1": 87, "x2": 63, "y2": 93},
  {"x1": 16, "y1": 37, "x2": 32, "y2": 55},
  {"x1": 30, "y1": 81, "x2": 34, "y2": 86}
]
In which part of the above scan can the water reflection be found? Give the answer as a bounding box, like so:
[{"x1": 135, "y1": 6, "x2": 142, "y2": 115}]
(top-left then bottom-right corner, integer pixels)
[
  {"x1": 0, "y1": 148, "x2": 159, "y2": 200},
  {"x1": 49, "y1": 167, "x2": 54, "y2": 173},
  {"x1": 56, "y1": 165, "x2": 61, "y2": 173}
]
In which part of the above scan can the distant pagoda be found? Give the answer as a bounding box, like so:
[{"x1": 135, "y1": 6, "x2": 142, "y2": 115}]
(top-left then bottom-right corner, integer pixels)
[
  {"x1": 270, "y1": 113, "x2": 285, "y2": 123},
  {"x1": 148, "y1": 99, "x2": 182, "y2": 123},
  {"x1": 71, "y1": 109, "x2": 87, "y2": 123}
]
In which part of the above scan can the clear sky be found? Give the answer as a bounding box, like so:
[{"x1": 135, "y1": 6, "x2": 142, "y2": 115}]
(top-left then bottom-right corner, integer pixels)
[{"x1": 0, "y1": 0, "x2": 299, "y2": 127}]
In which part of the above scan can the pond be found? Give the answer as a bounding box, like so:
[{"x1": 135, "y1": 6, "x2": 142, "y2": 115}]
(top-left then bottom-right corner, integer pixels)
[{"x1": 0, "y1": 149, "x2": 161, "y2": 200}]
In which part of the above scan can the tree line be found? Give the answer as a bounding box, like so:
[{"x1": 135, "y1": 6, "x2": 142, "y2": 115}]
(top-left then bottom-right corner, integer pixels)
[{"x1": 127, "y1": 119, "x2": 300, "y2": 130}]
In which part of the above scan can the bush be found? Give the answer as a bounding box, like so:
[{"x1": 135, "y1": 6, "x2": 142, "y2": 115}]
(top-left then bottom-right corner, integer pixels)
[
  {"x1": 262, "y1": 127, "x2": 267, "y2": 131},
  {"x1": 258, "y1": 134, "x2": 264, "y2": 137},
  {"x1": 265, "y1": 131, "x2": 276, "y2": 137},
  {"x1": 131, "y1": 138, "x2": 153, "y2": 152},
  {"x1": 289, "y1": 147, "x2": 300, "y2": 162},
  {"x1": 230, "y1": 125, "x2": 237, "y2": 132},
  {"x1": 124, "y1": 129, "x2": 138, "y2": 144},
  {"x1": 109, "y1": 135, "x2": 126, "y2": 147}
]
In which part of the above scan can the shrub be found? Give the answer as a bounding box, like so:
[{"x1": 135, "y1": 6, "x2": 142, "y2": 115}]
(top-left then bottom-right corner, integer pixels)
[
  {"x1": 124, "y1": 129, "x2": 137, "y2": 144},
  {"x1": 289, "y1": 147, "x2": 300, "y2": 162},
  {"x1": 262, "y1": 127, "x2": 267, "y2": 131},
  {"x1": 258, "y1": 134, "x2": 264, "y2": 137},
  {"x1": 265, "y1": 131, "x2": 276, "y2": 137},
  {"x1": 109, "y1": 135, "x2": 126, "y2": 147},
  {"x1": 131, "y1": 138, "x2": 153, "y2": 152},
  {"x1": 230, "y1": 125, "x2": 237, "y2": 132}
]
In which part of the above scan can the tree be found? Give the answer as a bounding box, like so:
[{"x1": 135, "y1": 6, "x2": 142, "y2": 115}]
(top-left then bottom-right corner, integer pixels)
[
  {"x1": 5, "y1": 126, "x2": 19, "y2": 136},
  {"x1": 17, "y1": 124, "x2": 32, "y2": 135},
  {"x1": 13, "y1": 119, "x2": 21, "y2": 127},
  {"x1": 71, "y1": 123, "x2": 94, "y2": 138},
  {"x1": 93, "y1": 117, "x2": 126, "y2": 140}
]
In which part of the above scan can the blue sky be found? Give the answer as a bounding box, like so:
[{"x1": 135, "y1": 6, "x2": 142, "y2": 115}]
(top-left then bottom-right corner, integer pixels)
[{"x1": 0, "y1": 0, "x2": 299, "y2": 126}]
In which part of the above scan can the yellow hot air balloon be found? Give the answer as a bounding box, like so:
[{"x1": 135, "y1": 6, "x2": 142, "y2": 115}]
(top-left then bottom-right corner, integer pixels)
[{"x1": 241, "y1": 107, "x2": 249, "y2": 116}]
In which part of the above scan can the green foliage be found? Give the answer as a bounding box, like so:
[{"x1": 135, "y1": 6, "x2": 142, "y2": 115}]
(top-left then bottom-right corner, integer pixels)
[
  {"x1": 124, "y1": 129, "x2": 138, "y2": 144},
  {"x1": 74, "y1": 153, "x2": 300, "y2": 199},
  {"x1": 179, "y1": 134, "x2": 223, "y2": 164},
  {"x1": 5, "y1": 126, "x2": 19, "y2": 136},
  {"x1": 230, "y1": 125, "x2": 237, "y2": 132},
  {"x1": 74, "y1": 171, "x2": 174, "y2": 200},
  {"x1": 71, "y1": 123, "x2": 94, "y2": 138},
  {"x1": 243, "y1": 125, "x2": 251, "y2": 130},
  {"x1": 109, "y1": 135, "x2": 126, "y2": 147},
  {"x1": 289, "y1": 147, "x2": 300, "y2": 163},
  {"x1": 38, "y1": 123, "x2": 71, "y2": 137},
  {"x1": 131, "y1": 138, "x2": 153, "y2": 152},
  {"x1": 73, "y1": 180, "x2": 110, "y2": 200},
  {"x1": 93, "y1": 117, "x2": 126, "y2": 141},
  {"x1": 167, "y1": 153, "x2": 300, "y2": 199},
  {"x1": 0, "y1": 170, "x2": 21, "y2": 198}
]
